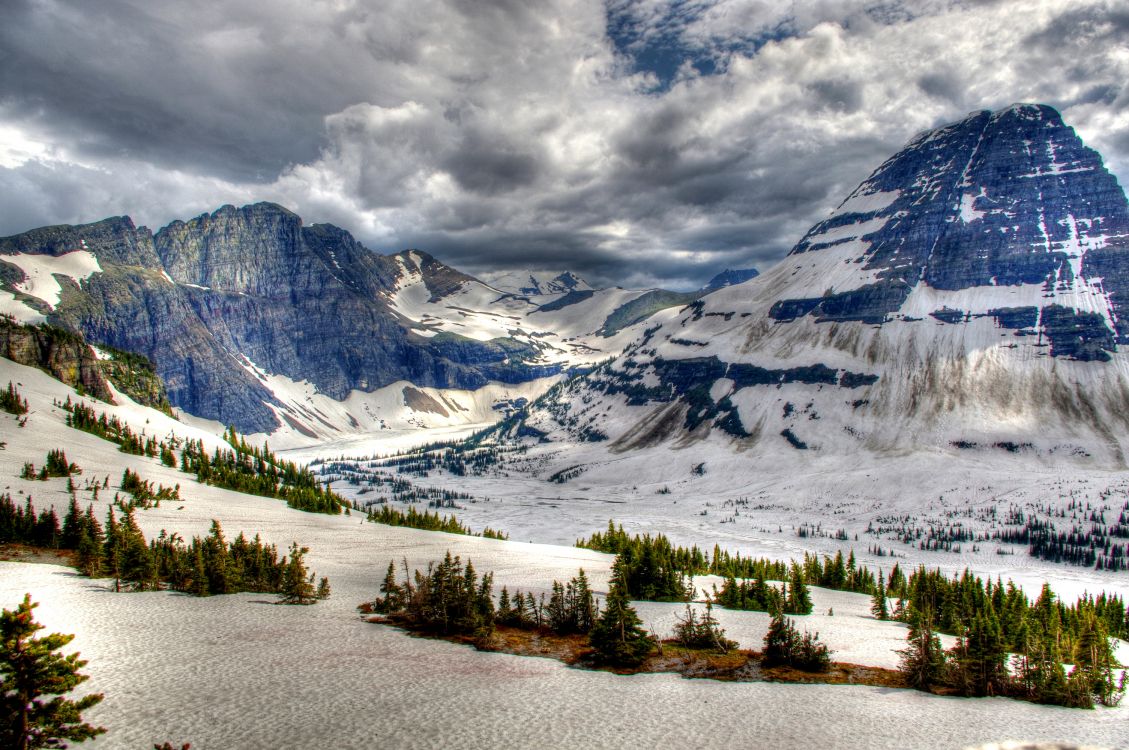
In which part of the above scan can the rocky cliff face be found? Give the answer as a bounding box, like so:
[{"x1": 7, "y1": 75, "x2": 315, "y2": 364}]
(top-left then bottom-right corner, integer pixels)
[
  {"x1": 515, "y1": 105, "x2": 1129, "y2": 465},
  {"x1": 1, "y1": 203, "x2": 660, "y2": 436},
  {"x1": 0, "y1": 318, "x2": 114, "y2": 401}
]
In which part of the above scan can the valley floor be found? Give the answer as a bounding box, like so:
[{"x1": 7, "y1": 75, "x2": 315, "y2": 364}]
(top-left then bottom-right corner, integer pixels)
[{"x1": 1, "y1": 357, "x2": 1128, "y2": 748}]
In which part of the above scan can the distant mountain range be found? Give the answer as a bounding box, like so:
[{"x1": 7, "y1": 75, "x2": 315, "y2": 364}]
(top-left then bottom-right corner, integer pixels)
[
  {"x1": 507, "y1": 104, "x2": 1129, "y2": 465},
  {"x1": 0, "y1": 203, "x2": 738, "y2": 440},
  {"x1": 9, "y1": 103, "x2": 1121, "y2": 465}
]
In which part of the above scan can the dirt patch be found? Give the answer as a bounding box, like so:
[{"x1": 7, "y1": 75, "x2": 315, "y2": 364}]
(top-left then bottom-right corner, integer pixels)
[
  {"x1": 0, "y1": 544, "x2": 76, "y2": 567},
  {"x1": 402, "y1": 386, "x2": 450, "y2": 417},
  {"x1": 363, "y1": 613, "x2": 907, "y2": 687}
]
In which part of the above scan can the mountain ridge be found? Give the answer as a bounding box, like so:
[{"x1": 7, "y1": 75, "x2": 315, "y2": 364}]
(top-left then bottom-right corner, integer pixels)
[
  {"x1": 501, "y1": 103, "x2": 1129, "y2": 466},
  {"x1": 0, "y1": 202, "x2": 693, "y2": 440}
]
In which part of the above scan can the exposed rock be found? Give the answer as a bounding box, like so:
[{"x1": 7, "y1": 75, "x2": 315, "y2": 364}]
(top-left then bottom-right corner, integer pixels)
[
  {"x1": 0, "y1": 317, "x2": 114, "y2": 402},
  {"x1": 514, "y1": 104, "x2": 1129, "y2": 463},
  {"x1": 704, "y1": 268, "x2": 759, "y2": 290}
]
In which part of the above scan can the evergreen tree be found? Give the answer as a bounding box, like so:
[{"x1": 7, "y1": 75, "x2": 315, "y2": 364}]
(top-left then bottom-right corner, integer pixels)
[
  {"x1": 573, "y1": 569, "x2": 597, "y2": 634},
  {"x1": 673, "y1": 602, "x2": 736, "y2": 652},
  {"x1": 374, "y1": 561, "x2": 404, "y2": 613},
  {"x1": 1072, "y1": 613, "x2": 1126, "y2": 707},
  {"x1": 0, "y1": 382, "x2": 29, "y2": 415},
  {"x1": 947, "y1": 612, "x2": 1008, "y2": 697},
  {"x1": 762, "y1": 612, "x2": 831, "y2": 671},
  {"x1": 0, "y1": 594, "x2": 106, "y2": 750},
  {"x1": 1014, "y1": 619, "x2": 1069, "y2": 706},
  {"x1": 897, "y1": 605, "x2": 946, "y2": 692},
  {"x1": 589, "y1": 569, "x2": 654, "y2": 667},
  {"x1": 870, "y1": 572, "x2": 889, "y2": 620},
  {"x1": 797, "y1": 630, "x2": 832, "y2": 672},
  {"x1": 787, "y1": 564, "x2": 812, "y2": 615},
  {"x1": 762, "y1": 612, "x2": 801, "y2": 667},
  {"x1": 278, "y1": 543, "x2": 317, "y2": 605}
]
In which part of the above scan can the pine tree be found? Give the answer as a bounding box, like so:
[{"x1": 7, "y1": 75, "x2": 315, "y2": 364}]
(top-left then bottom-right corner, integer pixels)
[
  {"x1": 102, "y1": 508, "x2": 122, "y2": 592},
  {"x1": 762, "y1": 612, "x2": 801, "y2": 667},
  {"x1": 797, "y1": 630, "x2": 832, "y2": 672},
  {"x1": 1015, "y1": 619, "x2": 1069, "y2": 706},
  {"x1": 316, "y1": 577, "x2": 331, "y2": 600},
  {"x1": 375, "y1": 561, "x2": 404, "y2": 613},
  {"x1": 787, "y1": 564, "x2": 812, "y2": 615},
  {"x1": 573, "y1": 569, "x2": 597, "y2": 633},
  {"x1": 871, "y1": 572, "x2": 889, "y2": 620},
  {"x1": 673, "y1": 602, "x2": 736, "y2": 652},
  {"x1": 0, "y1": 382, "x2": 29, "y2": 416},
  {"x1": 947, "y1": 612, "x2": 1008, "y2": 697},
  {"x1": 278, "y1": 543, "x2": 317, "y2": 605},
  {"x1": 897, "y1": 605, "x2": 946, "y2": 692},
  {"x1": 1072, "y1": 613, "x2": 1126, "y2": 707},
  {"x1": 589, "y1": 569, "x2": 654, "y2": 667},
  {"x1": 0, "y1": 594, "x2": 106, "y2": 750}
]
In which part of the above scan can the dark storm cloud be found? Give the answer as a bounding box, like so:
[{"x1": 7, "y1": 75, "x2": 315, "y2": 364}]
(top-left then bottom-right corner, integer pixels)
[
  {"x1": 440, "y1": 132, "x2": 544, "y2": 195},
  {"x1": 0, "y1": 0, "x2": 354, "y2": 181},
  {"x1": 1, "y1": 0, "x2": 1127, "y2": 290},
  {"x1": 807, "y1": 79, "x2": 865, "y2": 113},
  {"x1": 917, "y1": 70, "x2": 964, "y2": 104}
]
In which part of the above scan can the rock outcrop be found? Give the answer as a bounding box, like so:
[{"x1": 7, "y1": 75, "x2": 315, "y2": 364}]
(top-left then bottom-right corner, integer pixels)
[
  {"x1": 0, "y1": 317, "x2": 114, "y2": 402},
  {"x1": 1, "y1": 203, "x2": 596, "y2": 433}
]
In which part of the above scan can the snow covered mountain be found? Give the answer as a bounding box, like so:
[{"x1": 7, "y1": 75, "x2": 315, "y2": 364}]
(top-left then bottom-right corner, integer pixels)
[
  {"x1": 704, "y1": 268, "x2": 760, "y2": 290},
  {"x1": 477, "y1": 269, "x2": 593, "y2": 297},
  {"x1": 512, "y1": 104, "x2": 1129, "y2": 466},
  {"x1": 0, "y1": 204, "x2": 689, "y2": 445}
]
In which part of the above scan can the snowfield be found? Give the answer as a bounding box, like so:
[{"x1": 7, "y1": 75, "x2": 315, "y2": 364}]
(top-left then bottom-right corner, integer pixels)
[{"x1": 1, "y1": 357, "x2": 1128, "y2": 749}]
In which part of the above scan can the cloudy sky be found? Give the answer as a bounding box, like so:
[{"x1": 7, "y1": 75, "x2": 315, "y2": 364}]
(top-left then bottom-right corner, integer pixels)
[{"x1": 1, "y1": 0, "x2": 1127, "y2": 289}]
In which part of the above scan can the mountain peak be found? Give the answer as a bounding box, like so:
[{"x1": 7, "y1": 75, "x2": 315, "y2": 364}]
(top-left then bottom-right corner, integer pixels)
[
  {"x1": 480, "y1": 269, "x2": 593, "y2": 296},
  {"x1": 518, "y1": 103, "x2": 1129, "y2": 463},
  {"x1": 704, "y1": 268, "x2": 759, "y2": 290}
]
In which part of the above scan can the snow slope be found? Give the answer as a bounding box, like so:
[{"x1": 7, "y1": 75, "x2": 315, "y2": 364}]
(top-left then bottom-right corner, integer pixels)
[
  {"x1": 0, "y1": 362, "x2": 1122, "y2": 748},
  {"x1": 1, "y1": 357, "x2": 1126, "y2": 749},
  {"x1": 0, "y1": 248, "x2": 102, "y2": 323}
]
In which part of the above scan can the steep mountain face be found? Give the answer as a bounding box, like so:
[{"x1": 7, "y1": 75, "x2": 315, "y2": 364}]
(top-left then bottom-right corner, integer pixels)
[
  {"x1": 0, "y1": 317, "x2": 113, "y2": 401},
  {"x1": 517, "y1": 104, "x2": 1129, "y2": 464},
  {"x1": 704, "y1": 268, "x2": 759, "y2": 290},
  {"x1": 0, "y1": 204, "x2": 684, "y2": 439}
]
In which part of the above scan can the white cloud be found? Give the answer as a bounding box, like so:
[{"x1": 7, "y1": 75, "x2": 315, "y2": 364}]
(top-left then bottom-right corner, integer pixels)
[{"x1": 1, "y1": 0, "x2": 1126, "y2": 289}]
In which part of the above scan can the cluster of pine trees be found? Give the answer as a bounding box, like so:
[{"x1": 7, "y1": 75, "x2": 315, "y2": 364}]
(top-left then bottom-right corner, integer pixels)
[
  {"x1": 62, "y1": 399, "x2": 343, "y2": 516},
  {"x1": 714, "y1": 564, "x2": 812, "y2": 614},
  {"x1": 762, "y1": 613, "x2": 831, "y2": 672},
  {"x1": 672, "y1": 602, "x2": 736, "y2": 652},
  {"x1": 372, "y1": 553, "x2": 495, "y2": 636},
  {"x1": 1, "y1": 380, "x2": 28, "y2": 415},
  {"x1": 372, "y1": 554, "x2": 659, "y2": 667},
  {"x1": 180, "y1": 428, "x2": 342, "y2": 514},
  {"x1": 120, "y1": 468, "x2": 180, "y2": 509},
  {"x1": 0, "y1": 494, "x2": 66, "y2": 548},
  {"x1": 494, "y1": 572, "x2": 601, "y2": 634},
  {"x1": 2, "y1": 485, "x2": 329, "y2": 603},
  {"x1": 20, "y1": 449, "x2": 81, "y2": 482},
  {"x1": 879, "y1": 567, "x2": 1127, "y2": 708},
  {"x1": 887, "y1": 565, "x2": 1127, "y2": 644},
  {"x1": 578, "y1": 522, "x2": 879, "y2": 610},
  {"x1": 898, "y1": 601, "x2": 1125, "y2": 709},
  {"x1": 61, "y1": 397, "x2": 167, "y2": 457},
  {"x1": 361, "y1": 502, "x2": 507, "y2": 539},
  {"x1": 358, "y1": 441, "x2": 524, "y2": 478},
  {"x1": 93, "y1": 507, "x2": 328, "y2": 602}
]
